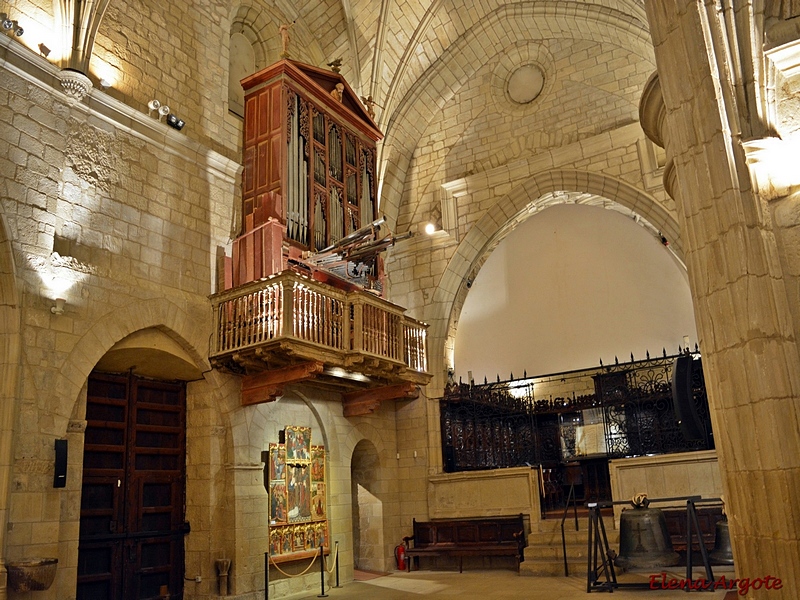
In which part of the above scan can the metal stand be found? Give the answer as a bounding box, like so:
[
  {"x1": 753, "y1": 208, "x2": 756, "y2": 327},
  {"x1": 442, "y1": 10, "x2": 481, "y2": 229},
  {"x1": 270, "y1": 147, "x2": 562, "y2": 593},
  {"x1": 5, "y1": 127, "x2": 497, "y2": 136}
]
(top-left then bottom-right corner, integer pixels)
[
  {"x1": 264, "y1": 551, "x2": 269, "y2": 600},
  {"x1": 317, "y1": 546, "x2": 328, "y2": 598},
  {"x1": 334, "y1": 541, "x2": 340, "y2": 587},
  {"x1": 586, "y1": 502, "x2": 617, "y2": 592},
  {"x1": 587, "y1": 495, "x2": 718, "y2": 593}
]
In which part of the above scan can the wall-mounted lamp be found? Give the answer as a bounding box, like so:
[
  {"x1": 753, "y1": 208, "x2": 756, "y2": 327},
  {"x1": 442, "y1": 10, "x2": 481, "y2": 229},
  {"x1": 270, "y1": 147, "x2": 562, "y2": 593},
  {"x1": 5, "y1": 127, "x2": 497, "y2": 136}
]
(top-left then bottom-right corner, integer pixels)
[
  {"x1": 424, "y1": 222, "x2": 438, "y2": 235},
  {"x1": 38, "y1": 43, "x2": 50, "y2": 57},
  {"x1": 157, "y1": 104, "x2": 169, "y2": 121},
  {"x1": 147, "y1": 99, "x2": 161, "y2": 116},
  {"x1": 51, "y1": 298, "x2": 66, "y2": 315},
  {"x1": 99, "y1": 78, "x2": 111, "y2": 90},
  {"x1": 1, "y1": 13, "x2": 23, "y2": 36},
  {"x1": 166, "y1": 113, "x2": 185, "y2": 131}
]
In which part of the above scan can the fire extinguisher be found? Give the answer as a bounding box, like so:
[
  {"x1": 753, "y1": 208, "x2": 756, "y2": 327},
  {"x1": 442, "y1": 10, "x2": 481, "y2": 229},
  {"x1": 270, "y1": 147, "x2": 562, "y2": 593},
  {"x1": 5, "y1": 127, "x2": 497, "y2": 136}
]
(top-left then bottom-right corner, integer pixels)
[{"x1": 395, "y1": 543, "x2": 406, "y2": 570}]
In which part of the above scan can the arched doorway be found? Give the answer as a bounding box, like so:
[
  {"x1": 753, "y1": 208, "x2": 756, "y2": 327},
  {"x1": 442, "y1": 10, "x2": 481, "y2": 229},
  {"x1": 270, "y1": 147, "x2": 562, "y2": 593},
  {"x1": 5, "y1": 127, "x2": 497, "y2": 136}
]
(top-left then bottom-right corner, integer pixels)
[
  {"x1": 76, "y1": 329, "x2": 202, "y2": 600},
  {"x1": 350, "y1": 440, "x2": 384, "y2": 573}
]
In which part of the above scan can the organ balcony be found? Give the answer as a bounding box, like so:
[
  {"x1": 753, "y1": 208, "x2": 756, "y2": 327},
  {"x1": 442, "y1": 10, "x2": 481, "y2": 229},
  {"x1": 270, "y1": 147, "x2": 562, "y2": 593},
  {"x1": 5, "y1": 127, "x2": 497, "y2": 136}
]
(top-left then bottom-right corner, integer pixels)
[
  {"x1": 209, "y1": 270, "x2": 430, "y2": 416},
  {"x1": 210, "y1": 57, "x2": 430, "y2": 415}
]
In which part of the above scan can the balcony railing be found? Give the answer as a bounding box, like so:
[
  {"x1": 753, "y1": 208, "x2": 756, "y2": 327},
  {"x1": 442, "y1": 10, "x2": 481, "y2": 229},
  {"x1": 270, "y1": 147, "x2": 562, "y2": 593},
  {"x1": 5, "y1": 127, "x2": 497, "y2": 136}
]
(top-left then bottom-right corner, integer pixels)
[{"x1": 210, "y1": 271, "x2": 429, "y2": 384}]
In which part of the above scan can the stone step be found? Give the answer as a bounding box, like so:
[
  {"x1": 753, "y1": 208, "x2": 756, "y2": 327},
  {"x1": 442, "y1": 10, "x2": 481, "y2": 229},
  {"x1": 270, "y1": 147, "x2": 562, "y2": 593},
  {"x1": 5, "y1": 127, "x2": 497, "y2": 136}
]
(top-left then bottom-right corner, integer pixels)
[
  {"x1": 527, "y1": 528, "x2": 619, "y2": 547},
  {"x1": 519, "y1": 558, "x2": 587, "y2": 577},
  {"x1": 525, "y1": 542, "x2": 590, "y2": 560}
]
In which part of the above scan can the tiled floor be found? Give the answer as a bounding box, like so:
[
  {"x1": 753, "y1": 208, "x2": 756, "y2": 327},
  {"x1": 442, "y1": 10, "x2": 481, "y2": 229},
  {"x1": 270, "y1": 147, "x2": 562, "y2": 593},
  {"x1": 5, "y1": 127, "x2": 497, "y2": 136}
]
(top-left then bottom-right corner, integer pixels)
[{"x1": 291, "y1": 568, "x2": 737, "y2": 599}]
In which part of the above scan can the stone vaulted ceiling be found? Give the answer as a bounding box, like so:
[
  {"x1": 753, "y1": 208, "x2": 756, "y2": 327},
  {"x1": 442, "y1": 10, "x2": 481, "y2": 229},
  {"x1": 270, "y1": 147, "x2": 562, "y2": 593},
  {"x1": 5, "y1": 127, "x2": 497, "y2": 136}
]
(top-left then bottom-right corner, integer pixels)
[{"x1": 281, "y1": 0, "x2": 654, "y2": 229}]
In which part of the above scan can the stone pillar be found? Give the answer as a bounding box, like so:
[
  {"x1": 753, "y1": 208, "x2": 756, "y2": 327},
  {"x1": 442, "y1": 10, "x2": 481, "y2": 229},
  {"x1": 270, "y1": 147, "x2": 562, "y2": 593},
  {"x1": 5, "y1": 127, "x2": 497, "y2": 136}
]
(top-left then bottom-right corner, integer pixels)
[{"x1": 645, "y1": 3, "x2": 800, "y2": 597}]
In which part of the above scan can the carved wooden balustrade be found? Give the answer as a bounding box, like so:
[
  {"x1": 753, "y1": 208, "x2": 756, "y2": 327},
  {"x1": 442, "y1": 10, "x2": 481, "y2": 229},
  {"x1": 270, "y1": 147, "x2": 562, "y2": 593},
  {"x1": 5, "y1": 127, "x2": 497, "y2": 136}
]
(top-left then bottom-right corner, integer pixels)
[{"x1": 210, "y1": 271, "x2": 430, "y2": 413}]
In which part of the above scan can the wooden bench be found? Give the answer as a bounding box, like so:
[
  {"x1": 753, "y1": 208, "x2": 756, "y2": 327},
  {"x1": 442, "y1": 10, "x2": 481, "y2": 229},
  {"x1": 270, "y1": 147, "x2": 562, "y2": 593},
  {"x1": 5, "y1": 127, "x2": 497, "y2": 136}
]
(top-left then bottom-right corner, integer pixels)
[{"x1": 402, "y1": 514, "x2": 527, "y2": 573}]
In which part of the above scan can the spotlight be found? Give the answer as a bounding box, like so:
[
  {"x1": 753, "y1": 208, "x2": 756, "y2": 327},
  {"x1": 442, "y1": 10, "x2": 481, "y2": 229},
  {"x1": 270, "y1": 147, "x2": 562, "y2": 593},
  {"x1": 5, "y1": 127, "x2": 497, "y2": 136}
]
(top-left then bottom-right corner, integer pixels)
[
  {"x1": 51, "y1": 298, "x2": 66, "y2": 315},
  {"x1": 158, "y1": 105, "x2": 169, "y2": 120},
  {"x1": 1, "y1": 14, "x2": 12, "y2": 30},
  {"x1": 166, "y1": 113, "x2": 185, "y2": 131},
  {"x1": 38, "y1": 43, "x2": 50, "y2": 57},
  {"x1": 13, "y1": 24, "x2": 21, "y2": 36},
  {"x1": 147, "y1": 99, "x2": 161, "y2": 115},
  {"x1": 99, "y1": 78, "x2": 111, "y2": 90},
  {"x1": 424, "y1": 222, "x2": 437, "y2": 235}
]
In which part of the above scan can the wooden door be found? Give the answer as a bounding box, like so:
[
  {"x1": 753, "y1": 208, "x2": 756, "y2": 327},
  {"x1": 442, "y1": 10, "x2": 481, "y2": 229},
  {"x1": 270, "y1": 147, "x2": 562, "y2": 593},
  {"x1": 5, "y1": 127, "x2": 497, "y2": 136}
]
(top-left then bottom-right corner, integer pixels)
[{"x1": 77, "y1": 373, "x2": 186, "y2": 600}]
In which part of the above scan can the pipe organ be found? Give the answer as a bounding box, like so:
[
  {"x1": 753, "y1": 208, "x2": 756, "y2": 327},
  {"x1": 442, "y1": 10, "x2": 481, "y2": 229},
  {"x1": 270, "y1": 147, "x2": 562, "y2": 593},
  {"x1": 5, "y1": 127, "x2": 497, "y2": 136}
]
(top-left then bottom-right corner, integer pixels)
[{"x1": 232, "y1": 59, "x2": 382, "y2": 290}]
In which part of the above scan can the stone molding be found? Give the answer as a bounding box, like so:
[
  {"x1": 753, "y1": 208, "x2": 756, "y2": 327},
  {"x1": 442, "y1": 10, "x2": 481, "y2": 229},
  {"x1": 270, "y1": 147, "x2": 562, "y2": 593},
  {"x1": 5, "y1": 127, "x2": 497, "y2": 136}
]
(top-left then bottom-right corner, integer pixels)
[{"x1": 0, "y1": 34, "x2": 241, "y2": 184}]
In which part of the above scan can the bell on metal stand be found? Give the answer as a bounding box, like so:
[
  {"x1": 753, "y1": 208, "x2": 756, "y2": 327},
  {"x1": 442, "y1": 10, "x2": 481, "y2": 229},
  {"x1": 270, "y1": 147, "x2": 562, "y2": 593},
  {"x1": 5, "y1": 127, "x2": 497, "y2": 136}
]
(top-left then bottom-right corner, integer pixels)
[
  {"x1": 615, "y1": 493, "x2": 680, "y2": 570},
  {"x1": 709, "y1": 518, "x2": 734, "y2": 565}
]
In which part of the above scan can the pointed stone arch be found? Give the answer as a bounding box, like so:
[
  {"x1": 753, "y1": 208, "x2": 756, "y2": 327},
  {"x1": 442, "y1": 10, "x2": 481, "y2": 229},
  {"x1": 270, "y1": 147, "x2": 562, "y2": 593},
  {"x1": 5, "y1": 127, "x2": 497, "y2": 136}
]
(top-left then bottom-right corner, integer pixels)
[{"x1": 377, "y1": 2, "x2": 656, "y2": 229}]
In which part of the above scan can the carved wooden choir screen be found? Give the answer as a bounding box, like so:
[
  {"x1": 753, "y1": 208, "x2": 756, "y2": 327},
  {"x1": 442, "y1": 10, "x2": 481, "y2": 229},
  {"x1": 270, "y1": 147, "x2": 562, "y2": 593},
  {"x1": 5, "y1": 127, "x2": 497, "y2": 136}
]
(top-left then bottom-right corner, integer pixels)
[{"x1": 286, "y1": 89, "x2": 376, "y2": 252}]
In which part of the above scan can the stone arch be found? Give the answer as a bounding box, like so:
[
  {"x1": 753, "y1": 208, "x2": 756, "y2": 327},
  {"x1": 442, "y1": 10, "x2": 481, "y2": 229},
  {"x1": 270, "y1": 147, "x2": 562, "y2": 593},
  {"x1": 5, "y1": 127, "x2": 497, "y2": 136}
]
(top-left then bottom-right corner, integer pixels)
[
  {"x1": 431, "y1": 169, "x2": 682, "y2": 375},
  {"x1": 52, "y1": 297, "x2": 211, "y2": 435},
  {"x1": 0, "y1": 207, "x2": 20, "y2": 594},
  {"x1": 351, "y1": 438, "x2": 384, "y2": 571},
  {"x1": 378, "y1": 2, "x2": 656, "y2": 229}
]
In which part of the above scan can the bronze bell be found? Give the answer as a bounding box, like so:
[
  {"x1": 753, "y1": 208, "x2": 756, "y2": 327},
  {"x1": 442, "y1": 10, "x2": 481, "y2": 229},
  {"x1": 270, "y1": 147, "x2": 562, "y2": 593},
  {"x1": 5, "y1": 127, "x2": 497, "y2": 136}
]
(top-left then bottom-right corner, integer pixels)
[
  {"x1": 615, "y1": 498, "x2": 680, "y2": 570},
  {"x1": 709, "y1": 518, "x2": 734, "y2": 565}
]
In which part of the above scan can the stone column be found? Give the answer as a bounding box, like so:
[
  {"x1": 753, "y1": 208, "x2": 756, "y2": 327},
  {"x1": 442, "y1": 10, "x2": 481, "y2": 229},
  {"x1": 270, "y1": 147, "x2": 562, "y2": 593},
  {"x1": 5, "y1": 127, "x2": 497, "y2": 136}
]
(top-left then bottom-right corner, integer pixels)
[{"x1": 645, "y1": 3, "x2": 800, "y2": 597}]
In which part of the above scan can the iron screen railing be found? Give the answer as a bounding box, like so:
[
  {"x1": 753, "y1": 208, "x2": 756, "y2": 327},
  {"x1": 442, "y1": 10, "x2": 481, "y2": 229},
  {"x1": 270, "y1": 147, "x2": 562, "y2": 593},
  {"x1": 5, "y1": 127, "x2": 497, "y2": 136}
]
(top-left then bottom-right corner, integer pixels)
[{"x1": 440, "y1": 352, "x2": 713, "y2": 473}]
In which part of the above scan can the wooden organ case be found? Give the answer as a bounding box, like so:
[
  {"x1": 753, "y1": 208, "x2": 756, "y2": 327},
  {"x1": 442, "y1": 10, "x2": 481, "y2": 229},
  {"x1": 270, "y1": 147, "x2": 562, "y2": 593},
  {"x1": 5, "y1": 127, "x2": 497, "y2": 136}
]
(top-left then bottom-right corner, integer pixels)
[
  {"x1": 233, "y1": 59, "x2": 382, "y2": 289},
  {"x1": 210, "y1": 59, "x2": 431, "y2": 417}
]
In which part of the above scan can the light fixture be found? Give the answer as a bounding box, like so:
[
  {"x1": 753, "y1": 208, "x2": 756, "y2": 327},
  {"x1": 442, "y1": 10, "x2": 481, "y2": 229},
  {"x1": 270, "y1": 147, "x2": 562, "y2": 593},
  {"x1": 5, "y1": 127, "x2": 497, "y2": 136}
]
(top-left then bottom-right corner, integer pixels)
[
  {"x1": 158, "y1": 105, "x2": 169, "y2": 121},
  {"x1": 424, "y1": 222, "x2": 437, "y2": 235},
  {"x1": 38, "y1": 43, "x2": 50, "y2": 57},
  {"x1": 99, "y1": 78, "x2": 111, "y2": 90},
  {"x1": 51, "y1": 298, "x2": 66, "y2": 315},
  {"x1": 1, "y1": 13, "x2": 21, "y2": 36},
  {"x1": 147, "y1": 99, "x2": 161, "y2": 115},
  {"x1": 166, "y1": 113, "x2": 185, "y2": 131}
]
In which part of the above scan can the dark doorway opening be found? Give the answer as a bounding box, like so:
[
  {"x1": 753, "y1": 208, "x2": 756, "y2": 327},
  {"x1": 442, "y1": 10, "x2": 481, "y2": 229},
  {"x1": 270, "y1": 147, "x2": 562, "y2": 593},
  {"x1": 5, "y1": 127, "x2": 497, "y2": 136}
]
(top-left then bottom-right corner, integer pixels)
[{"x1": 77, "y1": 372, "x2": 186, "y2": 600}]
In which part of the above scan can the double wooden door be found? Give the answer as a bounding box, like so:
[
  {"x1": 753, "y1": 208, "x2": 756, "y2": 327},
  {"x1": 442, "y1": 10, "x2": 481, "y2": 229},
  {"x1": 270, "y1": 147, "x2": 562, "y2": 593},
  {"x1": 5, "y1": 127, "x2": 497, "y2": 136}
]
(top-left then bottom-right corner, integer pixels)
[{"x1": 77, "y1": 373, "x2": 186, "y2": 600}]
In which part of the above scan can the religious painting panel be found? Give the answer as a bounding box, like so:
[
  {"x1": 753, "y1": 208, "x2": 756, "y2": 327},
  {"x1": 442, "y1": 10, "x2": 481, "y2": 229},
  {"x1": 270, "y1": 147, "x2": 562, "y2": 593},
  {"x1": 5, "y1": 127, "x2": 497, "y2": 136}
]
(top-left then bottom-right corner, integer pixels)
[
  {"x1": 269, "y1": 444, "x2": 285, "y2": 482},
  {"x1": 311, "y1": 446, "x2": 325, "y2": 482},
  {"x1": 285, "y1": 426, "x2": 311, "y2": 462},
  {"x1": 270, "y1": 481, "x2": 287, "y2": 525},
  {"x1": 269, "y1": 426, "x2": 327, "y2": 559}
]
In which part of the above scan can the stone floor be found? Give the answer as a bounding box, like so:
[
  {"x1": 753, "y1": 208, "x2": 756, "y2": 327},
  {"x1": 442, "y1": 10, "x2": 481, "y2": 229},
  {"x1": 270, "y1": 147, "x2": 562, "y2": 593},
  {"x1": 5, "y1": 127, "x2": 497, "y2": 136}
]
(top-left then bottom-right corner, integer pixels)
[{"x1": 290, "y1": 567, "x2": 738, "y2": 599}]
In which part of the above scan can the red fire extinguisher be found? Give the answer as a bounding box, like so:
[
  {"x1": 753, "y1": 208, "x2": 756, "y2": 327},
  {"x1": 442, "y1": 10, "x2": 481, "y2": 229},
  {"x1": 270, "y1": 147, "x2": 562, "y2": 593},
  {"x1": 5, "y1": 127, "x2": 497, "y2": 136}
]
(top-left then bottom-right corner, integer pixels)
[{"x1": 395, "y1": 543, "x2": 406, "y2": 570}]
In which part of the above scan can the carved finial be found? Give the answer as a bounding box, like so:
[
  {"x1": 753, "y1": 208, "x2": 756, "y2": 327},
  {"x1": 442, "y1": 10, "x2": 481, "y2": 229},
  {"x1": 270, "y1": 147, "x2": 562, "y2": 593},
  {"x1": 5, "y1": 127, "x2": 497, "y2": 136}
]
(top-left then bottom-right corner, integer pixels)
[
  {"x1": 327, "y1": 58, "x2": 342, "y2": 73},
  {"x1": 662, "y1": 347, "x2": 667, "y2": 357},
  {"x1": 630, "y1": 352, "x2": 634, "y2": 362},
  {"x1": 646, "y1": 350, "x2": 650, "y2": 360},
  {"x1": 279, "y1": 21, "x2": 295, "y2": 58}
]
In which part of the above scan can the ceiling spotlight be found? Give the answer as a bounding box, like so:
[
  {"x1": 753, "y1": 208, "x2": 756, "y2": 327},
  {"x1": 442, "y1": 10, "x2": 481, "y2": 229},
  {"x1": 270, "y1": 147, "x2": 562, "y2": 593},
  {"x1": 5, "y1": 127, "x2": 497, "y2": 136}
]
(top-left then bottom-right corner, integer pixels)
[
  {"x1": 158, "y1": 105, "x2": 169, "y2": 120},
  {"x1": 1, "y1": 14, "x2": 12, "y2": 30},
  {"x1": 147, "y1": 99, "x2": 161, "y2": 115},
  {"x1": 13, "y1": 24, "x2": 22, "y2": 36},
  {"x1": 38, "y1": 43, "x2": 50, "y2": 57},
  {"x1": 166, "y1": 113, "x2": 185, "y2": 131}
]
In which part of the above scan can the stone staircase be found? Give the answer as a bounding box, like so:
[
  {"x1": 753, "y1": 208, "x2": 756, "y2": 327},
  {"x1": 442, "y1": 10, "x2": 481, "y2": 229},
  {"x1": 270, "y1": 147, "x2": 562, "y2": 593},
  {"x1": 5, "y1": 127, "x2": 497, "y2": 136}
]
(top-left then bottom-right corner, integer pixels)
[{"x1": 520, "y1": 517, "x2": 619, "y2": 577}]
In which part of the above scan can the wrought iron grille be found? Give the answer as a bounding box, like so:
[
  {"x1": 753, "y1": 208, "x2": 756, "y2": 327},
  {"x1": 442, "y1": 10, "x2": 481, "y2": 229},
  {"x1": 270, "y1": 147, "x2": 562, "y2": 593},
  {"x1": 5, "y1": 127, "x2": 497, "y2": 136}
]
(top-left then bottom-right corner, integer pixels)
[{"x1": 440, "y1": 352, "x2": 714, "y2": 473}]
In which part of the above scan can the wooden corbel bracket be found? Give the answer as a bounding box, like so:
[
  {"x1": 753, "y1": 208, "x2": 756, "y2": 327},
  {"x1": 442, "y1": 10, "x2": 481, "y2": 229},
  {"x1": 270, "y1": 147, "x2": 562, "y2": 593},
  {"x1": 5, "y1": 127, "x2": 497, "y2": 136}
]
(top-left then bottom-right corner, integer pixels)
[
  {"x1": 241, "y1": 361, "x2": 324, "y2": 406},
  {"x1": 342, "y1": 382, "x2": 419, "y2": 417}
]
